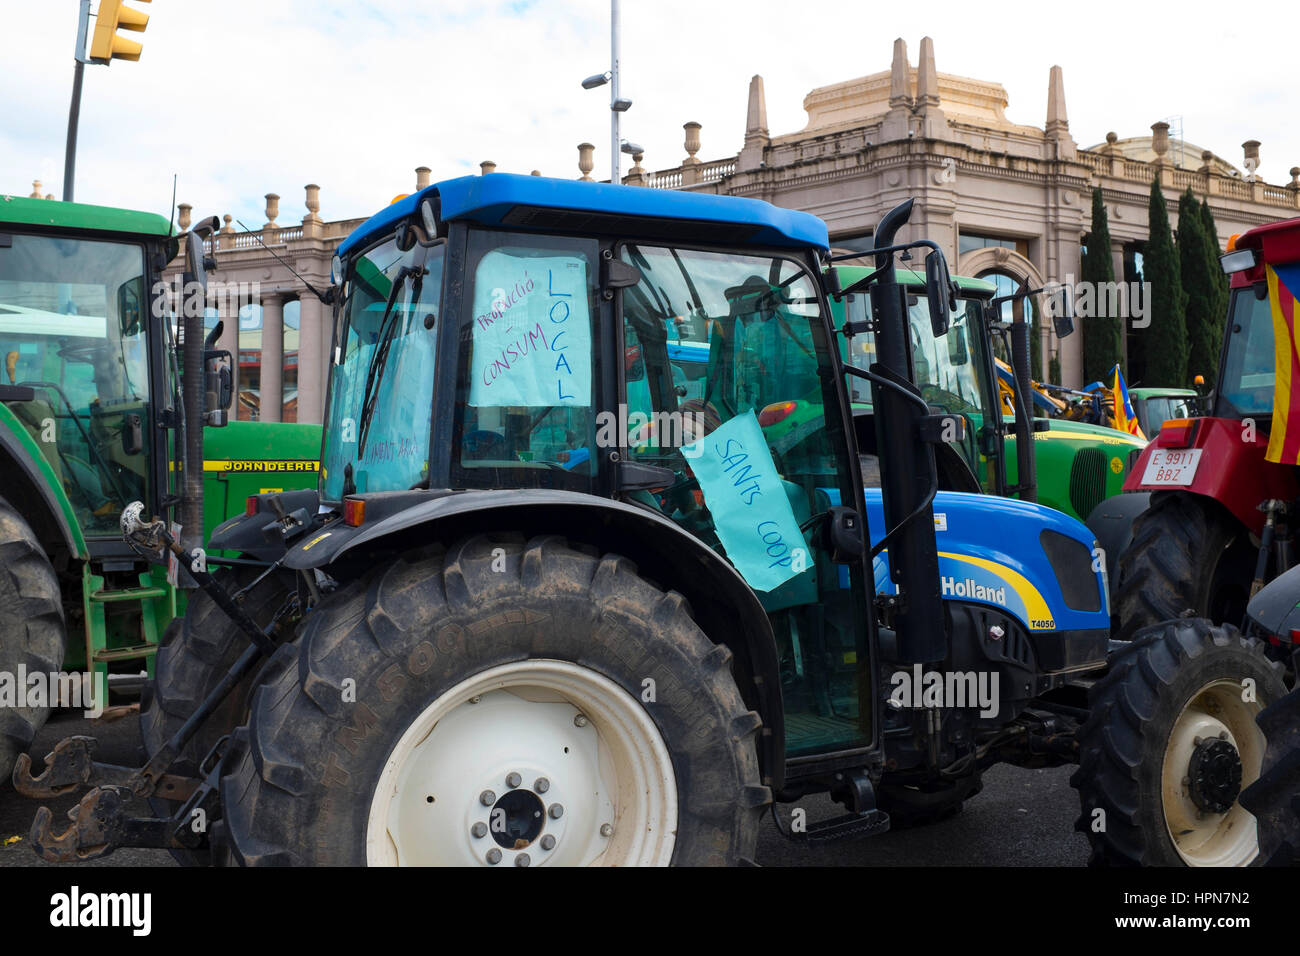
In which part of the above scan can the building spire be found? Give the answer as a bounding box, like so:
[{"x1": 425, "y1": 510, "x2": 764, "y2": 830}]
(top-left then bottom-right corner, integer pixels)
[
  {"x1": 915, "y1": 36, "x2": 948, "y2": 139},
  {"x1": 888, "y1": 38, "x2": 910, "y2": 109},
  {"x1": 916, "y1": 36, "x2": 939, "y2": 107},
  {"x1": 738, "y1": 74, "x2": 771, "y2": 172},
  {"x1": 1044, "y1": 65, "x2": 1076, "y2": 159}
]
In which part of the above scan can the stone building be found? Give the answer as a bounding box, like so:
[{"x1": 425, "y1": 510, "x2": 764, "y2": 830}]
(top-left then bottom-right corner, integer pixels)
[{"x1": 144, "y1": 38, "x2": 1300, "y2": 421}]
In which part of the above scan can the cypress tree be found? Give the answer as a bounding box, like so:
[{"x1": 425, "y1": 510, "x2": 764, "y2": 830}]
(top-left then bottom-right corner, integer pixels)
[
  {"x1": 1081, "y1": 187, "x2": 1122, "y2": 383},
  {"x1": 1178, "y1": 189, "x2": 1217, "y2": 387},
  {"x1": 1143, "y1": 178, "x2": 1189, "y2": 385},
  {"x1": 1199, "y1": 198, "x2": 1228, "y2": 383}
]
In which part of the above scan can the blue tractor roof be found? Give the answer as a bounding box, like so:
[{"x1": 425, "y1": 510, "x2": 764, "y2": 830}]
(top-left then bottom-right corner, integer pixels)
[{"x1": 337, "y1": 173, "x2": 829, "y2": 258}]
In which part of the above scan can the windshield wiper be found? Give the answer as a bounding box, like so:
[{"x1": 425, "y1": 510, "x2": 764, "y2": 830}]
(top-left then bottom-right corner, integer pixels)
[{"x1": 355, "y1": 264, "x2": 423, "y2": 463}]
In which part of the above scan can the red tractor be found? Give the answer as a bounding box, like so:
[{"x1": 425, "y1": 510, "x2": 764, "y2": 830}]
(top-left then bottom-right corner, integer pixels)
[{"x1": 1115, "y1": 217, "x2": 1300, "y2": 643}]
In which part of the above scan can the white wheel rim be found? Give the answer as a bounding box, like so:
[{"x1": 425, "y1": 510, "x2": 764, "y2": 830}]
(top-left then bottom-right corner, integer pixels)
[
  {"x1": 1161, "y1": 678, "x2": 1265, "y2": 866},
  {"x1": 365, "y1": 659, "x2": 677, "y2": 866}
]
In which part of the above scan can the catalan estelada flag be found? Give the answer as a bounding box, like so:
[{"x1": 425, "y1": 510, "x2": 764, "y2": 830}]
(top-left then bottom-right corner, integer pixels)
[
  {"x1": 1110, "y1": 364, "x2": 1146, "y2": 442},
  {"x1": 1264, "y1": 263, "x2": 1300, "y2": 464}
]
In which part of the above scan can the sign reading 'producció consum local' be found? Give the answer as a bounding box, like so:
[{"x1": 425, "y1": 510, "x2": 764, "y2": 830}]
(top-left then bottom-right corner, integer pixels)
[{"x1": 468, "y1": 251, "x2": 591, "y2": 408}]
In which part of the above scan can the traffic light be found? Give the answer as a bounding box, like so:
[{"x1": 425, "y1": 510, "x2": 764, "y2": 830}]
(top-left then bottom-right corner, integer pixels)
[{"x1": 88, "y1": 0, "x2": 151, "y2": 63}]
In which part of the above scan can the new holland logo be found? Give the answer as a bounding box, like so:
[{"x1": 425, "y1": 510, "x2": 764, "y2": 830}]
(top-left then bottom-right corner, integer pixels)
[{"x1": 940, "y1": 575, "x2": 1007, "y2": 606}]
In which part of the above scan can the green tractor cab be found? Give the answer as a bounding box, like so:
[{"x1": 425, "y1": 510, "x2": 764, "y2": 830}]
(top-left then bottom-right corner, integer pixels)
[{"x1": 0, "y1": 195, "x2": 319, "y2": 784}]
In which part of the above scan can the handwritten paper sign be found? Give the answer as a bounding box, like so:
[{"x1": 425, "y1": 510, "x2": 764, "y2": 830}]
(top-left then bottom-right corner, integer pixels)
[
  {"x1": 468, "y1": 252, "x2": 591, "y2": 407},
  {"x1": 684, "y1": 410, "x2": 807, "y2": 592}
]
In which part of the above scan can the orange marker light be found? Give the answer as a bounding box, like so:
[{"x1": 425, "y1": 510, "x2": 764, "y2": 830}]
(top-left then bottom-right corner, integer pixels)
[
  {"x1": 343, "y1": 498, "x2": 366, "y2": 527},
  {"x1": 245, "y1": 495, "x2": 258, "y2": 517}
]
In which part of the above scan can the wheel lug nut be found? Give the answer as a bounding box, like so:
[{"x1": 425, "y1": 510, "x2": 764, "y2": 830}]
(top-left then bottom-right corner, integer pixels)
[
  {"x1": 548, "y1": 803, "x2": 564, "y2": 819},
  {"x1": 1193, "y1": 736, "x2": 1203, "y2": 746},
  {"x1": 505, "y1": 772, "x2": 521, "y2": 789},
  {"x1": 480, "y1": 790, "x2": 496, "y2": 806},
  {"x1": 1219, "y1": 731, "x2": 1229, "y2": 740},
  {"x1": 471, "y1": 822, "x2": 487, "y2": 838},
  {"x1": 485, "y1": 848, "x2": 502, "y2": 865},
  {"x1": 470, "y1": 696, "x2": 481, "y2": 704},
  {"x1": 574, "y1": 714, "x2": 589, "y2": 727},
  {"x1": 600, "y1": 823, "x2": 613, "y2": 837},
  {"x1": 515, "y1": 853, "x2": 531, "y2": 867},
  {"x1": 540, "y1": 834, "x2": 556, "y2": 851},
  {"x1": 535, "y1": 777, "x2": 550, "y2": 793}
]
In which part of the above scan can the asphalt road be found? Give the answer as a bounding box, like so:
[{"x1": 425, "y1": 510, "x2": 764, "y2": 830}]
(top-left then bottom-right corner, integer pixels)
[{"x1": 1, "y1": 709, "x2": 1088, "y2": 868}]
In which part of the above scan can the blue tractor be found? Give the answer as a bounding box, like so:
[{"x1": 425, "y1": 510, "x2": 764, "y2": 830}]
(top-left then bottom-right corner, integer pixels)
[{"x1": 18, "y1": 174, "x2": 1286, "y2": 867}]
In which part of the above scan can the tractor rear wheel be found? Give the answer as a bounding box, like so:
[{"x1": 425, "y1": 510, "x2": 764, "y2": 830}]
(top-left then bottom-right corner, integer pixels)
[
  {"x1": 1239, "y1": 686, "x2": 1300, "y2": 865},
  {"x1": 215, "y1": 534, "x2": 767, "y2": 866},
  {"x1": 1072, "y1": 618, "x2": 1285, "y2": 866},
  {"x1": 0, "y1": 497, "x2": 65, "y2": 788},
  {"x1": 1116, "y1": 494, "x2": 1253, "y2": 641}
]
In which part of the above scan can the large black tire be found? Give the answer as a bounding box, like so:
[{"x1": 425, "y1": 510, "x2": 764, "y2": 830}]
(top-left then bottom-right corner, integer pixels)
[
  {"x1": 1116, "y1": 495, "x2": 1253, "y2": 641},
  {"x1": 1240, "y1": 686, "x2": 1300, "y2": 865},
  {"x1": 215, "y1": 534, "x2": 768, "y2": 866},
  {"x1": 1072, "y1": 619, "x2": 1286, "y2": 866},
  {"x1": 141, "y1": 563, "x2": 298, "y2": 778},
  {"x1": 0, "y1": 497, "x2": 65, "y2": 788}
]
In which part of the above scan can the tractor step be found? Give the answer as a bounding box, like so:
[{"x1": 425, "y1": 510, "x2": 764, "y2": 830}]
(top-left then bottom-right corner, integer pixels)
[
  {"x1": 801, "y1": 809, "x2": 891, "y2": 845},
  {"x1": 92, "y1": 642, "x2": 158, "y2": 663},
  {"x1": 88, "y1": 585, "x2": 169, "y2": 603}
]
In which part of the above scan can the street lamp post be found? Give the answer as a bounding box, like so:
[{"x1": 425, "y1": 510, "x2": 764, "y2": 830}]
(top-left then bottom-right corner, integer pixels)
[{"x1": 581, "y1": 0, "x2": 632, "y2": 184}]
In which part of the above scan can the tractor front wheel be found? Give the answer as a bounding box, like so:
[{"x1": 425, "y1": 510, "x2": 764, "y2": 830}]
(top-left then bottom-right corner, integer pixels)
[
  {"x1": 1072, "y1": 619, "x2": 1285, "y2": 866},
  {"x1": 215, "y1": 534, "x2": 767, "y2": 866}
]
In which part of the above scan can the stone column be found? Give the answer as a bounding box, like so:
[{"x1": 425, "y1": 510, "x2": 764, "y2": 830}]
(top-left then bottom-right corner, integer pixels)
[
  {"x1": 260, "y1": 295, "x2": 284, "y2": 423},
  {"x1": 297, "y1": 293, "x2": 324, "y2": 424}
]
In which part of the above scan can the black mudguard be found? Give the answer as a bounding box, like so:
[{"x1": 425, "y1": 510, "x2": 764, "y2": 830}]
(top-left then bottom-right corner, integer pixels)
[
  {"x1": 1085, "y1": 491, "x2": 1151, "y2": 597},
  {"x1": 208, "y1": 488, "x2": 321, "y2": 562}
]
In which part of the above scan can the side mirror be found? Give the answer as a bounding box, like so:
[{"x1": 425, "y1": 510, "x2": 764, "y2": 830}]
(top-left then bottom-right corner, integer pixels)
[
  {"x1": 947, "y1": 325, "x2": 969, "y2": 366},
  {"x1": 1047, "y1": 283, "x2": 1075, "y2": 339},
  {"x1": 924, "y1": 250, "x2": 956, "y2": 338},
  {"x1": 202, "y1": 321, "x2": 233, "y2": 426}
]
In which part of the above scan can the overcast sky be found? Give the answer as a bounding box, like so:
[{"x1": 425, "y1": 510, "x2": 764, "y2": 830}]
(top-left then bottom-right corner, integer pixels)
[{"x1": 2, "y1": 0, "x2": 1291, "y2": 231}]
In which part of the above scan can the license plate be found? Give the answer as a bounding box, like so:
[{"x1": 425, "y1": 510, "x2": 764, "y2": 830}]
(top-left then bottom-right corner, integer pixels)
[{"x1": 1141, "y1": 448, "x2": 1201, "y2": 486}]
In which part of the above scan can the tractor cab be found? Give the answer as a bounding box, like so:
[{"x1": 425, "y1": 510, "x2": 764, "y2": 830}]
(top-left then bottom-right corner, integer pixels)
[{"x1": 0, "y1": 214, "x2": 163, "y2": 537}]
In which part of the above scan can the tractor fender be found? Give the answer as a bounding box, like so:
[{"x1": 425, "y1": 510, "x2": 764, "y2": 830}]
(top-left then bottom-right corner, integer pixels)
[
  {"x1": 1084, "y1": 491, "x2": 1150, "y2": 596},
  {"x1": 1245, "y1": 562, "x2": 1300, "y2": 639},
  {"x1": 1123, "y1": 417, "x2": 1299, "y2": 536},
  {"x1": 0, "y1": 407, "x2": 86, "y2": 561},
  {"x1": 207, "y1": 488, "x2": 321, "y2": 561},
  {"x1": 285, "y1": 488, "x2": 787, "y2": 790}
]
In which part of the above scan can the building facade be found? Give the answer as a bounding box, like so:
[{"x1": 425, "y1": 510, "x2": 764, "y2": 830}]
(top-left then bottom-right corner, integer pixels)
[{"x1": 124, "y1": 38, "x2": 1300, "y2": 421}]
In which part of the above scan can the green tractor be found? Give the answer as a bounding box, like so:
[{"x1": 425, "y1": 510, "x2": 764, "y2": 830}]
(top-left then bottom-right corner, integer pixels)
[
  {"x1": 0, "y1": 195, "x2": 320, "y2": 783},
  {"x1": 833, "y1": 265, "x2": 1145, "y2": 525}
]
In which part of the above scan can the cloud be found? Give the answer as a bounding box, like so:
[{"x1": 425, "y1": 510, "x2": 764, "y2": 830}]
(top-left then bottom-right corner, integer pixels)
[{"x1": 4, "y1": 0, "x2": 1294, "y2": 231}]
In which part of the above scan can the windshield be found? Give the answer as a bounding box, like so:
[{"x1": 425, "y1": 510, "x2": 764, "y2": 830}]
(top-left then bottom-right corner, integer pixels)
[
  {"x1": 0, "y1": 231, "x2": 151, "y2": 534},
  {"x1": 321, "y1": 237, "x2": 444, "y2": 500},
  {"x1": 1216, "y1": 286, "x2": 1274, "y2": 418}
]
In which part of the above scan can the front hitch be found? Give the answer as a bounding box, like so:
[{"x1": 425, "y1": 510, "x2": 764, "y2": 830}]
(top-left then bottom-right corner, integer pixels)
[{"x1": 11, "y1": 502, "x2": 289, "y2": 861}]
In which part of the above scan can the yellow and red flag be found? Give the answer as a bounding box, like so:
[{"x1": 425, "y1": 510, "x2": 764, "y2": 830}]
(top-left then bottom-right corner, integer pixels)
[
  {"x1": 1109, "y1": 364, "x2": 1146, "y2": 442},
  {"x1": 1265, "y1": 263, "x2": 1300, "y2": 463}
]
